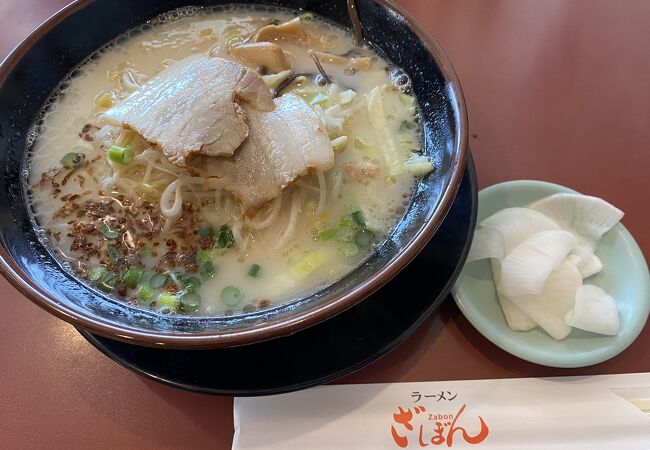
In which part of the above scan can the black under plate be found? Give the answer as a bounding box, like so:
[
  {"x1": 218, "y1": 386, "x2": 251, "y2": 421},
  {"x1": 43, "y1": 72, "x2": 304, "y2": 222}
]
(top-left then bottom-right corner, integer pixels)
[{"x1": 78, "y1": 155, "x2": 477, "y2": 396}]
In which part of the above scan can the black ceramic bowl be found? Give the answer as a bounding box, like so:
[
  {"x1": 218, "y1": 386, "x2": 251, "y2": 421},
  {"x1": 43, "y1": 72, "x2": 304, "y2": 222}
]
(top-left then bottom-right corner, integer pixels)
[{"x1": 0, "y1": 0, "x2": 467, "y2": 348}]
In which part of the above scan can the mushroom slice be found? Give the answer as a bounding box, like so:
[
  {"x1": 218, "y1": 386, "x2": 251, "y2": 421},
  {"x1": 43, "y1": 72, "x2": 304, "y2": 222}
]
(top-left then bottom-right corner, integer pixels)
[
  {"x1": 230, "y1": 42, "x2": 291, "y2": 73},
  {"x1": 253, "y1": 17, "x2": 307, "y2": 43},
  {"x1": 311, "y1": 50, "x2": 373, "y2": 71}
]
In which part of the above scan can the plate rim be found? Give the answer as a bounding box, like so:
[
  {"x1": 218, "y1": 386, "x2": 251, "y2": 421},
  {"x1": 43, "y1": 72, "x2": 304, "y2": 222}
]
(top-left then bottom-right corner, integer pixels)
[{"x1": 452, "y1": 179, "x2": 650, "y2": 368}]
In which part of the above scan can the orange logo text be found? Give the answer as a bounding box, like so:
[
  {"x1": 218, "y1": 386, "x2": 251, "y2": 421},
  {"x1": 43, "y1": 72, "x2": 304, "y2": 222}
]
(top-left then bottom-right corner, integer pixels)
[{"x1": 390, "y1": 403, "x2": 489, "y2": 448}]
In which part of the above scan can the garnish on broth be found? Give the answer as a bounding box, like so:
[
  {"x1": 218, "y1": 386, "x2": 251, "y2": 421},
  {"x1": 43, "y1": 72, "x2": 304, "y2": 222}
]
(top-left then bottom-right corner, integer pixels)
[{"x1": 26, "y1": 6, "x2": 434, "y2": 316}]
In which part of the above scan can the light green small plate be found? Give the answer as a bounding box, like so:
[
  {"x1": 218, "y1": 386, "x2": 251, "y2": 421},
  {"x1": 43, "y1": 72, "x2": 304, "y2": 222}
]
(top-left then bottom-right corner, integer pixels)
[{"x1": 452, "y1": 180, "x2": 650, "y2": 368}]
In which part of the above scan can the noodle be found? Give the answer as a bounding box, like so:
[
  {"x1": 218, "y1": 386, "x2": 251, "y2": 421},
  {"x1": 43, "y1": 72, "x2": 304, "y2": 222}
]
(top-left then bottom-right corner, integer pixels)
[
  {"x1": 316, "y1": 171, "x2": 326, "y2": 215},
  {"x1": 295, "y1": 180, "x2": 319, "y2": 192},
  {"x1": 232, "y1": 222, "x2": 244, "y2": 247},
  {"x1": 160, "y1": 179, "x2": 183, "y2": 218},
  {"x1": 133, "y1": 148, "x2": 160, "y2": 161},
  {"x1": 246, "y1": 196, "x2": 282, "y2": 230},
  {"x1": 274, "y1": 191, "x2": 302, "y2": 250},
  {"x1": 142, "y1": 161, "x2": 153, "y2": 184}
]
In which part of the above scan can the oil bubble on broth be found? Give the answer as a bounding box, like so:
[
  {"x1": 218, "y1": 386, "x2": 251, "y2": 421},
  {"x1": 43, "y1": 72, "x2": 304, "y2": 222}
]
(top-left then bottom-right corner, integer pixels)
[{"x1": 25, "y1": 6, "x2": 433, "y2": 317}]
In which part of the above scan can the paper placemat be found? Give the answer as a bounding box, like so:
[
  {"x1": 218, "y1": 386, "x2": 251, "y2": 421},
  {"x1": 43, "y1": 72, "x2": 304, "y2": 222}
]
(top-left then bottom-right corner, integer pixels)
[{"x1": 234, "y1": 373, "x2": 650, "y2": 449}]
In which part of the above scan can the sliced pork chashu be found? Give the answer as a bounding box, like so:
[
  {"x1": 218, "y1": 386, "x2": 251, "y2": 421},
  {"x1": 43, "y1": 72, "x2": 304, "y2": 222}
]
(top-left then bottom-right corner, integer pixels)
[
  {"x1": 199, "y1": 93, "x2": 334, "y2": 216},
  {"x1": 101, "y1": 54, "x2": 274, "y2": 167}
]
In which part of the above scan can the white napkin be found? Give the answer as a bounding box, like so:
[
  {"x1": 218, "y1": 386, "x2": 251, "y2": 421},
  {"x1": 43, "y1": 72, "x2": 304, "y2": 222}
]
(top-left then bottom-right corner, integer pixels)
[{"x1": 233, "y1": 373, "x2": 650, "y2": 449}]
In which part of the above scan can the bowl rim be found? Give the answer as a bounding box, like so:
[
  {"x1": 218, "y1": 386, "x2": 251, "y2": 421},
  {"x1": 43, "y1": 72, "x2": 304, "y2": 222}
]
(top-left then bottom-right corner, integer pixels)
[{"x1": 0, "y1": 0, "x2": 468, "y2": 349}]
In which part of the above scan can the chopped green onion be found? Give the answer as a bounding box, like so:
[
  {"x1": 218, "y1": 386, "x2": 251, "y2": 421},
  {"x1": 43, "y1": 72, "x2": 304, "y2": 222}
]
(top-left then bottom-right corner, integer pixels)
[
  {"x1": 309, "y1": 92, "x2": 329, "y2": 106},
  {"x1": 181, "y1": 276, "x2": 202, "y2": 293},
  {"x1": 157, "y1": 293, "x2": 178, "y2": 309},
  {"x1": 354, "y1": 136, "x2": 372, "y2": 150},
  {"x1": 60, "y1": 152, "x2": 86, "y2": 170},
  {"x1": 123, "y1": 268, "x2": 143, "y2": 289},
  {"x1": 338, "y1": 242, "x2": 359, "y2": 258},
  {"x1": 297, "y1": 90, "x2": 318, "y2": 102},
  {"x1": 350, "y1": 210, "x2": 366, "y2": 227},
  {"x1": 300, "y1": 12, "x2": 314, "y2": 21},
  {"x1": 179, "y1": 292, "x2": 201, "y2": 312},
  {"x1": 339, "y1": 216, "x2": 353, "y2": 228},
  {"x1": 88, "y1": 266, "x2": 106, "y2": 283},
  {"x1": 337, "y1": 224, "x2": 355, "y2": 242},
  {"x1": 169, "y1": 271, "x2": 184, "y2": 287},
  {"x1": 399, "y1": 91, "x2": 416, "y2": 108},
  {"x1": 405, "y1": 154, "x2": 434, "y2": 177},
  {"x1": 138, "y1": 286, "x2": 154, "y2": 301},
  {"x1": 222, "y1": 25, "x2": 245, "y2": 46},
  {"x1": 196, "y1": 249, "x2": 213, "y2": 265},
  {"x1": 97, "y1": 273, "x2": 117, "y2": 292},
  {"x1": 262, "y1": 70, "x2": 292, "y2": 90},
  {"x1": 318, "y1": 229, "x2": 337, "y2": 241},
  {"x1": 399, "y1": 120, "x2": 416, "y2": 132},
  {"x1": 216, "y1": 225, "x2": 236, "y2": 249},
  {"x1": 100, "y1": 224, "x2": 120, "y2": 240},
  {"x1": 200, "y1": 261, "x2": 216, "y2": 280},
  {"x1": 354, "y1": 229, "x2": 372, "y2": 247},
  {"x1": 248, "y1": 264, "x2": 261, "y2": 278},
  {"x1": 149, "y1": 272, "x2": 167, "y2": 289},
  {"x1": 198, "y1": 227, "x2": 214, "y2": 238},
  {"x1": 316, "y1": 211, "x2": 375, "y2": 250},
  {"x1": 138, "y1": 246, "x2": 151, "y2": 256},
  {"x1": 289, "y1": 252, "x2": 324, "y2": 279},
  {"x1": 106, "y1": 245, "x2": 121, "y2": 263},
  {"x1": 136, "y1": 183, "x2": 160, "y2": 200},
  {"x1": 338, "y1": 89, "x2": 357, "y2": 106},
  {"x1": 221, "y1": 286, "x2": 243, "y2": 306},
  {"x1": 330, "y1": 136, "x2": 349, "y2": 154},
  {"x1": 107, "y1": 145, "x2": 134, "y2": 165}
]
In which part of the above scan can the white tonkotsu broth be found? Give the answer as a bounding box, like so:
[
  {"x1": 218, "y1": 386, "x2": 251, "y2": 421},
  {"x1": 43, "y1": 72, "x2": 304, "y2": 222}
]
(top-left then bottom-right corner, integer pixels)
[{"x1": 27, "y1": 6, "x2": 430, "y2": 316}]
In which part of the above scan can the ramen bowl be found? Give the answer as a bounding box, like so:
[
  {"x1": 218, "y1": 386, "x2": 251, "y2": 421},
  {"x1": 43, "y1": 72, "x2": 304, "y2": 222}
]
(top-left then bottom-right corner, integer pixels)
[{"x1": 0, "y1": 0, "x2": 467, "y2": 349}]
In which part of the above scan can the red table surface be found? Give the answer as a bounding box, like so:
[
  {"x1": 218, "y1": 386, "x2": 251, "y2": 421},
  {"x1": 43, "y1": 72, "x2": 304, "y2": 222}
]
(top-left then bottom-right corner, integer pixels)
[{"x1": 1, "y1": 0, "x2": 649, "y2": 448}]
